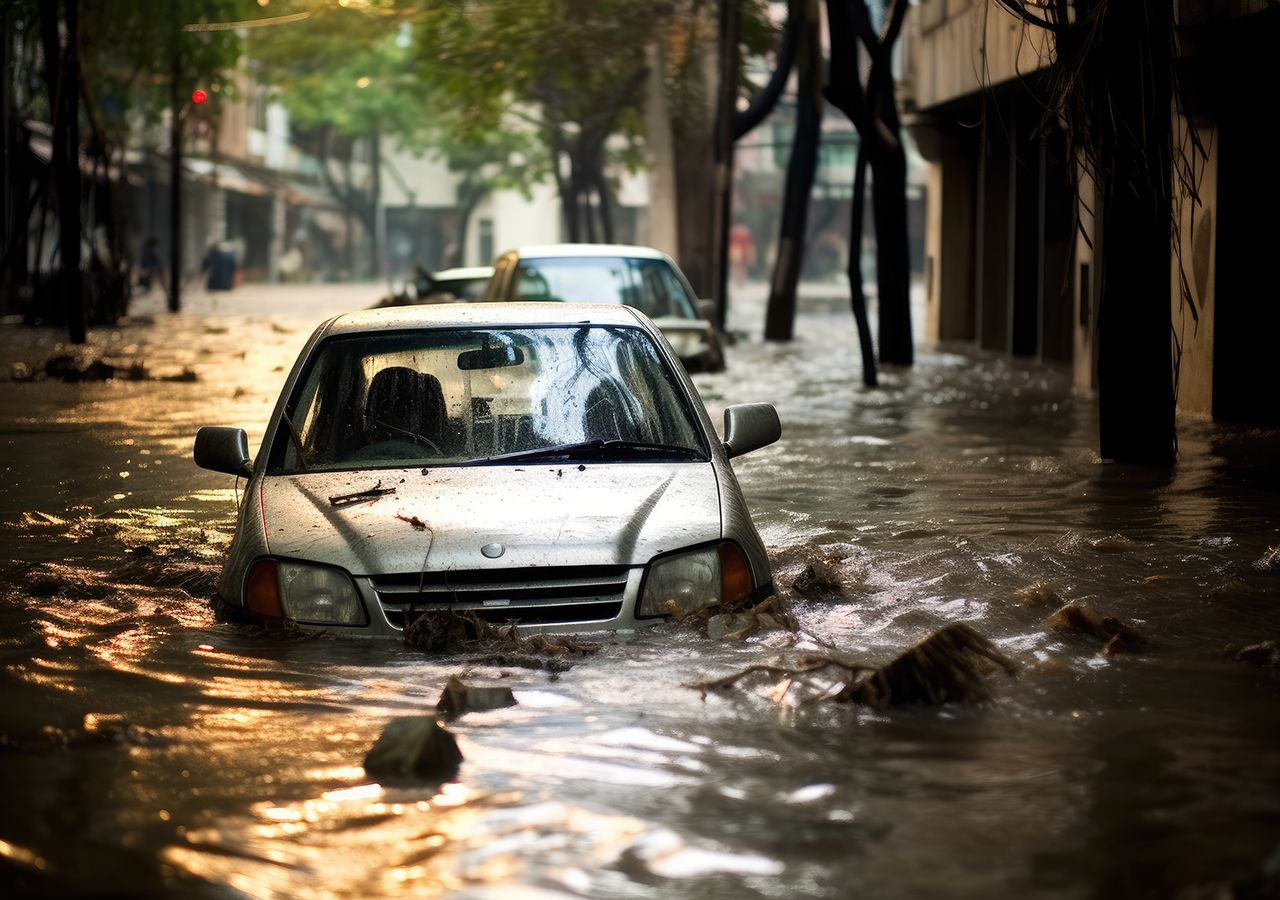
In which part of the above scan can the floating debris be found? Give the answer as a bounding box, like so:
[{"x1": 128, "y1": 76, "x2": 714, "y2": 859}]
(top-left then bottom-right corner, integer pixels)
[
  {"x1": 789, "y1": 559, "x2": 845, "y2": 599},
  {"x1": 1256, "y1": 546, "x2": 1280, "y2": 573},
  {"x1": 1013, "y1": 582, "x2": 1064, "y2": 607},
  {"x1": 363, "y1": 717, "x2": 463, "y2": 782},
  {"x1": 688, "y1": 623, "x2": 1017, "y2": 709},
  {"x1": 705, "y1": 597, "x2": 797, "y2": 641},
  {"x1": 10, "y1": 355, "x2": 198, "y2": 383},
  {"x1": 835, "y1": 624, "x2": 1019, "y2": 707},
  {"x1": 404, "y1": 609, "x2": 601, "y2": 665},
  {"x1": 1225, "y1": 641, "x2": 1279, "y2": 670},
  {"x1": 436, "y1": 675, "x2": 517, "y2": 717},
  {"x1": 1089, "y1": 535, "x2": 1137, "y2": 553},
  {"x1": 1045, "y1": 603, "x2": 1148, "y2": 657},
  {"x1": 0, "y1": 713, "x2": 166, "y2": 752}
]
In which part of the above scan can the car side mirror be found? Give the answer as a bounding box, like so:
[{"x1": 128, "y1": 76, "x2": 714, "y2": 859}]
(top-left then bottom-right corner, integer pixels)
[
  {"x1": 723, "y1": 403, "x2": 780, "y2": 458},
  {"x1": 194, "y1": 426, "x2": 253, "y2": 477},
  {"x1": 696, "y1": 298, "x2": 717, "y2": 321}
]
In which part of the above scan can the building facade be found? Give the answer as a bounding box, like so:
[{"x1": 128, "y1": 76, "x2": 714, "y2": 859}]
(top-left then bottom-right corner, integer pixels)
[{"x1": 904, "y1": 0, "x2": 1280, "y2": 424}]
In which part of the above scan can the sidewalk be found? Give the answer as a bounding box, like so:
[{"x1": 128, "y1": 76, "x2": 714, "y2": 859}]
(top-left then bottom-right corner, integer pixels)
[{"x1": 126, "y1": 280, "x2": 388, "y2": 320}]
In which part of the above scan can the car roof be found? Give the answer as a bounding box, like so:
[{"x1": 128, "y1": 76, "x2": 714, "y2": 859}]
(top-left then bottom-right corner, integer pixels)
[
  {"x1": 504, "y1": 243, "x2": 669, "y2": 261},
  {"x1": 431, "y1": 266, "x2": 494, "y2": 280},
  {"x1": 325, "y1": 301, "x2": 648, "y2": 335}
]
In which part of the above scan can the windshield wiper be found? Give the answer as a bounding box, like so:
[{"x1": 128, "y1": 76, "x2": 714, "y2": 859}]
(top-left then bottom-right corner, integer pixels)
[
  {"x1": 461, "y1": 439, "x2": 704, "y2": 465},
  {"x1": 329, "y1": 479, "x2": 397, "y2": 507}
]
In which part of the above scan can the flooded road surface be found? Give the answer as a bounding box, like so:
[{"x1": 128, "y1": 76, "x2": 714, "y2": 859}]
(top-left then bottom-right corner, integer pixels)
[{"x1": 1, "y1": 283, "x2": 1278, "y2": 898}]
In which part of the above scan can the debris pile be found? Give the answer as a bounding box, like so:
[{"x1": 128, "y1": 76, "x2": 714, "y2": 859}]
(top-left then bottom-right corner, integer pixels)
[
  {"x1": 1225, "y1": 641, "x2": 1279, "y2": 670},
  {"x1": 1045, "y1": 602, "x2": 1148, "y2": 656},
  {"x1": 403, "y1": 608, "x2": 601, "y2": 670},
  {"x1": 688, "y1": 623, "x2": 1017, "y2": 709},
  {"x1": 10, "y1": 354, "x2": 197, "y2": 383},
  {"x1": 789, "y1": 558, "x2": 846, "y2": 599},
  {"x1": 1013, "y1": 582, "x2": 1064, "y2": 607}
]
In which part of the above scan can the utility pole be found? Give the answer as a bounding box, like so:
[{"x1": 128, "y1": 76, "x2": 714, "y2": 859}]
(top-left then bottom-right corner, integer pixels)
[{"x1": 168, "y1": 43, "x2": 182, "y2": 312}]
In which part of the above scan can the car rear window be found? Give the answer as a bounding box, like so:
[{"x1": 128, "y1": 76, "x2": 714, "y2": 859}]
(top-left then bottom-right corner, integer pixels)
[
  {"x1": 269, "y1": 324, "x2": 709, "y2": 472},
  {"x1": 512, "y1": 257, "x2": 698, "y2": 320}
]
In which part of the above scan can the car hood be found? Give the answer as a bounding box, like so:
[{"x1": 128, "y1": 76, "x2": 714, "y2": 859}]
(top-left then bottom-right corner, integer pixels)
[{"x1": 259, "y1": 463, "x2": 721, "y2": 575}]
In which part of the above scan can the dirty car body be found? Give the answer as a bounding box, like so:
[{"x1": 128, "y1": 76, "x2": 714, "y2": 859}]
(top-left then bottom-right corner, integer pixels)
[{"x1": 195, "y1": 303, "x2": 780, "y2": 636}]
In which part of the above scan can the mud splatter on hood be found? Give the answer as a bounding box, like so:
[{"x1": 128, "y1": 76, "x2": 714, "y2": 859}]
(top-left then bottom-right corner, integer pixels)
[{"x1": 260, "y1": 463, "x2": 722, "y2": 574}]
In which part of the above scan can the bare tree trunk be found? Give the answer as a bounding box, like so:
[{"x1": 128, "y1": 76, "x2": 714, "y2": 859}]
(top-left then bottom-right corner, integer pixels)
[
  {"x1": 450, "y1": 179, "x2": 486, "y2": 267},
  {"x1": 667, "y1": 10, "x2": 720, "y2": 300},
  {"x1": 1090, "y1": 1, "x2": 1174, "y2": 464},
  {"x1": 871, "y1": 122, "x2": 912, "y2": 365},
  {"x1": 849, "y1": 148, "x2": 877, "y2": 385},
  {"x1": 764, "y1": 0, "x2": 822, "y2": 342},
  {"x1": 41, "y1": 0, "x2": 86, "y2": 341},
  {"x1": 710, "y1": 0, "x2": 741, "y2": 330},
  {"x1": 168, "y1": 46, "x2": 182, "y2": 312},
  {"x1": 596, "y1": 169, "x2": 615, "y2": 244},
  {"x1": 370, "y1": 127, "x2": 382, "y2": 279}
]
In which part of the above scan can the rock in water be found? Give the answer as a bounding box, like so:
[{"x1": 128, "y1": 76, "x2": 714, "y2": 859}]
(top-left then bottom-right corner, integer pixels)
[
  {"x1": 436, "y1": 675, "x2": 517, "y2": 717},
  {"x1": 363, "y1": 717, "x2": 463, "y2": 781}
]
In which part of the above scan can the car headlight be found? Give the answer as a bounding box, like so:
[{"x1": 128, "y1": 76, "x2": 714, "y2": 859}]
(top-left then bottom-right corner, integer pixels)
[
  {"x1": 638, "y1": 542, "x2": 753, "y2": 618},
  {"x1": 665, "y1": 330, "x2": 709, "y2": 360},
  {"x1": 245, "y1": 559, "x2": 367, "y2": 626}
]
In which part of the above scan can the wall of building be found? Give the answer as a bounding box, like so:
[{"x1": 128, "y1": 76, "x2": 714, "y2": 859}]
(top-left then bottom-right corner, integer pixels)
[
  {"x1": 909, "y1": 0, "x2": 1053, "y2": 110},
  {"x1": 1171, "y1": 118, "x2": 1217, "y2": 417},
  {"x1": 908, "y1": 0, "x2": 1280, "y2": 429}
]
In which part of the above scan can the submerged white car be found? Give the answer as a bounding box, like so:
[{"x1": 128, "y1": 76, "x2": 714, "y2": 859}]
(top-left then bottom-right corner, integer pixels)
[{"x1": 194, "y1": 303, "x2": 780, "y2": 636}]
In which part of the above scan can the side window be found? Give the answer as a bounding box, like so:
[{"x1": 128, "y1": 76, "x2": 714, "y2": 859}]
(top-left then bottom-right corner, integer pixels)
[
  {"x1": 654, "y1": 263, "x2": 696, "y2": 319},
  {"x1": 516, "y1": 265, "x2": 552, "y2": 300}
]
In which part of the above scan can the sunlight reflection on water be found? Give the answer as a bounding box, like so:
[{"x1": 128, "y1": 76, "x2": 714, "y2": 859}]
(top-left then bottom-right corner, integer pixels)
[{"x1": 0, "y1": 285, "x2": 1278, "y2": 897}]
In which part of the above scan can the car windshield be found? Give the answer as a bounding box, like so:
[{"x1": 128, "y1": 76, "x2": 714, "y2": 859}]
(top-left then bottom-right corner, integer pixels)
[
  {"x1": 513, "y1": 256, "x2": 697, "y2": 320},
  {"x1": 270, "y1": 325, "x2": 709, "y2": 472}
]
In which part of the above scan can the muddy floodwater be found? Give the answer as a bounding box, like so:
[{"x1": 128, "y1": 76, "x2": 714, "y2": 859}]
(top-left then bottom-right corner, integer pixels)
[{"x1": 1, "y1": 284, "x2": 1278, "y2": 898}]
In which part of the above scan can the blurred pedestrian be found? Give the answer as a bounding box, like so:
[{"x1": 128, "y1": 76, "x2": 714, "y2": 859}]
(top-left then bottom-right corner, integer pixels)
[
  {"x1": 137, "y1": 236, "x2": 165, "y2": 294},
  {"x1": 729, "y1": 224, "x2": 755, "y2": 286},
  {"x1": 201, "y1": 241, "x2": 237, "y2": 291}
]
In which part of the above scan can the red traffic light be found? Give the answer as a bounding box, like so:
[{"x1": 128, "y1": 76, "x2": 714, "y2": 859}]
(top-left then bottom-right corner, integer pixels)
[{"x1": 191, "y1": 89, "x2": 208, "y2": 105}]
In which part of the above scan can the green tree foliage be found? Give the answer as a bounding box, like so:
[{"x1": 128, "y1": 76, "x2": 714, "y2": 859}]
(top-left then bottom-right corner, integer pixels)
[
  {"x1": 250, "y1": 1, "x2": 541, "y2": 269},
  {"x1": 249, "y1": 3, "x2": 419, "y2": 272},
  {"x1": 415, "y1": 0, "x2": 658, "y2": 242},
  {"x1": 3, "y1": 0, "x2": 248, "y2": 334}
]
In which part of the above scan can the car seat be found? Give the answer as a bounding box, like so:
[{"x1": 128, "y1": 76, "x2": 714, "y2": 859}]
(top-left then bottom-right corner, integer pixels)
[
  {"x1": 364, "y1": 366, "x2": 448, "y2": 451},
  {"x1": 583, "y1": 383, "x2": 634, "y2": 441}
]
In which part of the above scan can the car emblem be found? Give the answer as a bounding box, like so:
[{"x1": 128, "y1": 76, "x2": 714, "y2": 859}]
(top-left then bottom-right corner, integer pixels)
[{"x1": 481, "y1": 543, "x2": 505, "y2": 559}]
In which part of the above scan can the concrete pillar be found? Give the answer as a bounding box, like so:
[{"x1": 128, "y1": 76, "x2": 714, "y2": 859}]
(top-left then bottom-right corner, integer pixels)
[
  {"x1": 1171, "y1": 116, "x2": 1217, "y2": 417},
  {"x1": 977, "y1": 116, "x2": 1014, "y2": 352},
  {"x1": 922, "y1": 133, "x2": 977, "y2": 344},
  {"x1": 1011, "y1": 104, "x2": 1042, "y2": 358},
  {"x1": 1040, "y1": 127, "x2": 1074, "y2": 362},
  {"x1": 1072, "y1": 158, "x2": 1100, "y2": 393}
]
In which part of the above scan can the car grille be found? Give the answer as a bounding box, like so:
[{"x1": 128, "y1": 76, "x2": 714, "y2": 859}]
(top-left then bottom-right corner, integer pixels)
[{"x1": 369, "y1": 565, "x2": 632, "y2": 627}]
